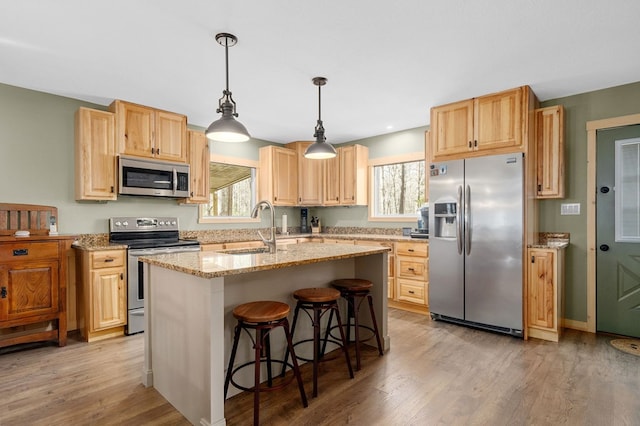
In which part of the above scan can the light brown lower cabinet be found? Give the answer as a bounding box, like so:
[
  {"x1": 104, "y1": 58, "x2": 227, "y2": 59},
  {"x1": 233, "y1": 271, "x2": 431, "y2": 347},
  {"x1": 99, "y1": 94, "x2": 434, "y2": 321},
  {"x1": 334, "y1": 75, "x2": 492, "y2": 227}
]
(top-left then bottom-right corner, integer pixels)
[
  {"x1": 394, "y1": 241, "x2": 429, "y2": 311},
  {"x1": 77, "y1": 249, "x2": 127, "y2": 342},
  {"x1": 527, "y1": 247, "x2": 565, "y2": 342}
]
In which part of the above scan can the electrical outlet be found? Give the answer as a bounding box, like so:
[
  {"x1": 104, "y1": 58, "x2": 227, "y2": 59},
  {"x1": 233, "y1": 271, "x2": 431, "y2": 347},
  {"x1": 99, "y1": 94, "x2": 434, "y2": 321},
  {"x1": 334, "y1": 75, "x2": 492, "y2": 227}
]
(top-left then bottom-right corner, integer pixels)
[{"x1": 560, "y1": 203, "x2": 581, "y2": 215}]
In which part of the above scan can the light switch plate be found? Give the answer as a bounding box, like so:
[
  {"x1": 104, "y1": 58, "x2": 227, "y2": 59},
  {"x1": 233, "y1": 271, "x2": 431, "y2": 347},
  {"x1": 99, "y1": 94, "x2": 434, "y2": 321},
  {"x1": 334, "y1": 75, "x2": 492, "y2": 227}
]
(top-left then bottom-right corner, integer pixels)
[{"x1": 560, "y1": 203, "x2": 580, "y2": 215}]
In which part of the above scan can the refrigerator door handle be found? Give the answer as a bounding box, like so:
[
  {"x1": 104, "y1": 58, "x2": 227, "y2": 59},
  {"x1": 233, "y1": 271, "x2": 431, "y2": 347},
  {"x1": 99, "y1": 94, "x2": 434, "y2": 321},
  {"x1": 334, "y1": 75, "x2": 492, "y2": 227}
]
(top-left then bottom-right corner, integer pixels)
[
  {"x1": 456, "y1": 185, "x2": 463, "y2": 254},
  {"x1": 465, "y1": 184, "x2": 471, "y2": 255}
]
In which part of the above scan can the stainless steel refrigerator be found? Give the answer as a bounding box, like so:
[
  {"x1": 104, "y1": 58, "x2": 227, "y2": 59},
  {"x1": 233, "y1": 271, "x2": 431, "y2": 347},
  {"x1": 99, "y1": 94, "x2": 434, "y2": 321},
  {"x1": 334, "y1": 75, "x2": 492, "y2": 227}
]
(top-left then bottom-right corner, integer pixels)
[{"x1": 428, "y1": 153, "x2": 524, "y2": 336}]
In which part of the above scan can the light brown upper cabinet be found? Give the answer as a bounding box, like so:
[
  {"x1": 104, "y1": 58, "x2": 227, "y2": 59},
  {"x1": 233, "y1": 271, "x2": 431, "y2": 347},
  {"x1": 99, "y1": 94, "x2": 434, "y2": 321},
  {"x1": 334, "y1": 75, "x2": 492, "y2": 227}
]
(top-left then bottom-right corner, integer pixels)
[
  {"x1": 324, "y1": 144, "x2": 368, "y2": 206},
  {"x1": 431, "y1": 86, "x2": 531, "y2": 161},
  {"x1": 535, "y1": 105, "x2": 565, "y2": 198},
  {"x1": 182, "y1": 130, "x2": 210, "y2": 204},
  {"x1": 323, "y1": 153, "x2": 340, "y2": 206},
  {"x1": 339, "y1": 144, "x2": 369, "y2": 205},
  {"x1": 75, "y1": 107, "x2": 117, "y2": 201},
  {"x1": 258, "y1": 145, "x2": 298, "y2": 206},
  {"x1": 286, "y1": 141, "x2": 323, "y2": 206},
  {"x1": 110, "y1": 100, "x2": 187, "y2": 163}
]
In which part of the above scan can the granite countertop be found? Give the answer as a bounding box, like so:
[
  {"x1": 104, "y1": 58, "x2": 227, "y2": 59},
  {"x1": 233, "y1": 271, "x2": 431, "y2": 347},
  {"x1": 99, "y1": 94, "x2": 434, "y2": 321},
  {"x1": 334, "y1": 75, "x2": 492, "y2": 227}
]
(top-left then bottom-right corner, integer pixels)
[
  {"x1": 139, "y1": 242, "x2": 390, "y2": 279},
  {"x1": 528, "y1": 232, "x2": 570, "y2": 249},
  {"x1": 197, "y1": 233, "x2": 427, "y2": 245}
]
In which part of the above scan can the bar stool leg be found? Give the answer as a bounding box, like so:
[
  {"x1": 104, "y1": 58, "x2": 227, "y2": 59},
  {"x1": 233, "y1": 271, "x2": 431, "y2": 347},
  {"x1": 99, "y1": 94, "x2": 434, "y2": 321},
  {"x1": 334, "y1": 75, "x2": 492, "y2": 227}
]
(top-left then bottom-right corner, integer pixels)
[
  {"x1": 263, "y1": 328, "x2": 274, "y2": 387},
  {"x1": 352, "y1": 295, "x2": 362, "y2": 371},
  {"x1": 367, "y1": 294, "x2": 384, "y2": 356},
  {"x1": 280, "y1": 303, "x2": 301, "y2": 377},
  {"x1": 311, "y1": 305, "x2": 321, "y2": 397},
  {"x1": 283, "y1": 318, "x2": 309, "y2": 408},
  {"x1": 253, "y1": 327, "x2": 263, "y2": 426},
  {"x1": 332, "y1": 305, "x2": 354, "y2": 379},
  {"x1": 224, "y1": 322, "x2": 242, "y2": 398}
]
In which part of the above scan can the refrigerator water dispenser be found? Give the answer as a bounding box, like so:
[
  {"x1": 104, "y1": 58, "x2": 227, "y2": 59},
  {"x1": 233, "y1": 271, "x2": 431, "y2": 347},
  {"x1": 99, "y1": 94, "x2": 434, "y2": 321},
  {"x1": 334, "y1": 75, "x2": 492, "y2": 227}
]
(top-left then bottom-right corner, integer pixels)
[{"x1": 433, "y1": 202, "x2": 457, "y2": 238}]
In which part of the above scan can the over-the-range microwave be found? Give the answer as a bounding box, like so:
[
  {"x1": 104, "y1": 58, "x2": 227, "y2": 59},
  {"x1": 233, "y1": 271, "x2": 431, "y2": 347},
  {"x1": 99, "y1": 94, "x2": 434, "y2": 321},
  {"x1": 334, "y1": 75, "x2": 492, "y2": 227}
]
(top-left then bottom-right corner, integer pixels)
[{"x1": 118, "y1": 155, "x2": 190, "y2": 198}]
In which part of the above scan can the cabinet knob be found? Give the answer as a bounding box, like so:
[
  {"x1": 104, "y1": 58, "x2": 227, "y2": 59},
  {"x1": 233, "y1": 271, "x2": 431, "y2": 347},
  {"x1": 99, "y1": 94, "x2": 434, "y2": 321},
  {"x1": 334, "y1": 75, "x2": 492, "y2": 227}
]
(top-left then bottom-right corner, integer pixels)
[
  {"x1": 120, "y1": 273, "x2": 124, "y2": 280},
  {"x1": 104, "y1": 258, "x2": 114, "y2": 263},
  {"x1": 1, "y1": 286, "x2": 7, "y2": 299},
  {"x1": 110, "y1": 186, "x2": 115, "y2": 193},
  {"x1": 408, "y1": 290, "x2": 415, "y2": 294},
  {"x1": 468, "y1": 141, "x2": 472, "y2": 148}
]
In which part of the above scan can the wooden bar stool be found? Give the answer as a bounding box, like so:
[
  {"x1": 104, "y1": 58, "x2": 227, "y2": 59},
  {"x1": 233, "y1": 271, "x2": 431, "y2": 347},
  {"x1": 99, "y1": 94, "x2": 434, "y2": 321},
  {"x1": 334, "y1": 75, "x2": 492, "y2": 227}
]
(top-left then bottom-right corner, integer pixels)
[
  {"x1": 224, "y1": 300, "x2": 308, "y2": 426},
  {"x1": 330, "y1": 278, "x2": 384, "y2": 370},
  {"x1": 282, "y1": 287, "x2": 354, "y2": 398}
]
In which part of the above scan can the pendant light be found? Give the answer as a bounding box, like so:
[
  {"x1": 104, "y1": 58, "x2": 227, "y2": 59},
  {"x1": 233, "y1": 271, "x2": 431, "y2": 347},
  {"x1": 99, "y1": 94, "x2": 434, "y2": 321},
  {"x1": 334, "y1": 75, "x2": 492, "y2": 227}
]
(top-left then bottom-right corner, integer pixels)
[
  {"x1": 304, "y1": 77, "x2": 337, "y2": 159},
  {"x1": 206, "y1": 33, "x2": 250, "y2": 142}
]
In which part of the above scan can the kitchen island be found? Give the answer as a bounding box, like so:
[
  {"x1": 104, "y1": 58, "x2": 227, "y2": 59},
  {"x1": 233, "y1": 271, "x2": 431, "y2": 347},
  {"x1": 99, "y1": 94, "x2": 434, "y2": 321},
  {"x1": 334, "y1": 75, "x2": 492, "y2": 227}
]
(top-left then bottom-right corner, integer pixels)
[{"x1": 139, "y1": 242, "x2": 389, "y2": 426}]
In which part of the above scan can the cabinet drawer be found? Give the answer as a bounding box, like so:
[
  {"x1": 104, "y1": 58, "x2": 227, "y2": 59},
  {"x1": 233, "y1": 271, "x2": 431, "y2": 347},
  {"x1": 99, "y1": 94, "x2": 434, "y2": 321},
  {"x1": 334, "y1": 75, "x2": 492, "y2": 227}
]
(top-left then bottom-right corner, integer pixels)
[
  {"x1": 397, "y1": 279, "x2": 425, "y2": 305},
  {"x1": 396, "y1": 242, "x2": 428, "y2": 257},
  {"x1": 91, "y1": 250, "x2": 125, "y2": 269},
  {"x1": 397, "y1": 257, "x2": 428, "y2": 280},
  {"x1": 0, "y1": 242, "x2": 59, "y2": 262}
]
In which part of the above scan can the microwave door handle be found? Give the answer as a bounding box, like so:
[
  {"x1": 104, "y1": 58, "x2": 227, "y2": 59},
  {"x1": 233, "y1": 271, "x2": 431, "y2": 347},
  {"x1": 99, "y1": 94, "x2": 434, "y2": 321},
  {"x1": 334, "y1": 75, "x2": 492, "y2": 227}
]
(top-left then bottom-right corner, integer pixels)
[{"x1": 173, "y1": 168, "x2": 177, "y2": 194}]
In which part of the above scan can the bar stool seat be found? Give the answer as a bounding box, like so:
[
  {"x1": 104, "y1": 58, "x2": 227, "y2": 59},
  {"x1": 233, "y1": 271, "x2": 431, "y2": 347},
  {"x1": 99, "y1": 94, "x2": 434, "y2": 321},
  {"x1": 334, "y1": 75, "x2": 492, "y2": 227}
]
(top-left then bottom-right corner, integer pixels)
[
  {"x1": 282, "y1": 287, "x2": 354, "y2": 397},
  {"x1": 225, "y1": 300, "x2": 307, "y2": 426},
  {"x1": 330, "y1": 278, "x2": 384, "y2": 370}
]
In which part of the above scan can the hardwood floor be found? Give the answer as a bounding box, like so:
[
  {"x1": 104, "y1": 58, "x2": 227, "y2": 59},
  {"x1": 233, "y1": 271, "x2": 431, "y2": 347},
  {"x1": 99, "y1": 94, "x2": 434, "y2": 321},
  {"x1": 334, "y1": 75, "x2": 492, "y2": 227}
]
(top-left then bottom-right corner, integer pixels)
[{"x1": 1, "y1": 309, "x2": 639, "y2": 425}]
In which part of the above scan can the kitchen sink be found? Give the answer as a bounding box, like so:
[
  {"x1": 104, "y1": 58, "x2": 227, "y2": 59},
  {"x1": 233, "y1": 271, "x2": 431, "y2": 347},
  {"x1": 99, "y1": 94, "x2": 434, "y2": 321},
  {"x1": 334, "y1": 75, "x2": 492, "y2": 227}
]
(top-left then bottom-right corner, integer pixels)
[{"x1": 218, "y1": 247, "x2": 272, "y2": 255}]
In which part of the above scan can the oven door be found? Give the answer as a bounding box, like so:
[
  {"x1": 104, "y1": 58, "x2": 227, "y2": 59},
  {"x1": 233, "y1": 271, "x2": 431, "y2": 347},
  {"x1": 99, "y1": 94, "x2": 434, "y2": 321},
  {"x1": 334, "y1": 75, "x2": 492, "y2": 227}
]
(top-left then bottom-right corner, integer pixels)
[{"x1": 126, "y1": 245, "x2": 200, "y2": 335}]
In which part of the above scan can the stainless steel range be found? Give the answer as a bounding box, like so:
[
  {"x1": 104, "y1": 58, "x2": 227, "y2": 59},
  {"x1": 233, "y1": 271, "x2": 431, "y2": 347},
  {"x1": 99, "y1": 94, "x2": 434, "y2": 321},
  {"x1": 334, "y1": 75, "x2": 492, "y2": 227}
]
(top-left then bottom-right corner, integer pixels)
[{"x1": 109, "y1": 216, "x2": 200, "y2": 335}]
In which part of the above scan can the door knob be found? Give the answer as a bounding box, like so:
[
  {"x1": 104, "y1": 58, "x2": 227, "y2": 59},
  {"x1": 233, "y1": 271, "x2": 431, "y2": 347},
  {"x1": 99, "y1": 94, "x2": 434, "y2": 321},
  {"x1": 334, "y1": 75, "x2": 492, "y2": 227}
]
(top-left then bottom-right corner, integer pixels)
[
  {"x1": 600, "y1": 186, "x2": 610, "y2": 193},
  {"x1": 599, "y1": 244, "x2": 610, "y2": 251}
]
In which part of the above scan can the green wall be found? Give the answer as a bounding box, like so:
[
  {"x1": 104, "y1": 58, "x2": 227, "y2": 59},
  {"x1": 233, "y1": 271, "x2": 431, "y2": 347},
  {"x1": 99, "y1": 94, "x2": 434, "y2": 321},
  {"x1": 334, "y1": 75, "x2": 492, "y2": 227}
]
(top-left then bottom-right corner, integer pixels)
[
  {"x1": 0, "y1": 83, "x2": 273, "y2": 233},
  {"x1": 539, "y1": 80, "x2": 640, "y2": 322},
  {"x1": 4, "y1": 79, "x2": 640, "y2": 323}
]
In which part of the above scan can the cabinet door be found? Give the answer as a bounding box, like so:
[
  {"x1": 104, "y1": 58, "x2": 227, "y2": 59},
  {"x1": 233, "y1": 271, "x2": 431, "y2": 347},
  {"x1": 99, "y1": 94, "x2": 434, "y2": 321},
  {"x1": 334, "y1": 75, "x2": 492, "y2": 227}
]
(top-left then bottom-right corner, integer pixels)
[
  {"x1": 75, "y1": 108, "x2": 117, "y2": 201},
  {"x1": 474, "y1": 87, "x2": 523, "y2": 152},
  {"x1": 430, "y1": 99, "x2": 474, "y2": 159},
  {"x1": 185, "y1": 130, "x2": 210, "y2": 203},
  {"x1": 528, "y1": 249, "x2": 556, "y2": 330},
  {"x1": 113, "y1": 101, "x2": 154, "y2": 158},
  {"x1": 535, "y1": 105, "x2": 565, "y2": 198},
  {"x1": 155, "y1": 110, "x2": 187, "y2": 162},
  {"x1": 273, "y1": 147, "x2": 298, "y2": 205},
  {"x1": 91, "y1": 268, "x2": 126, "y2": 330},
  {"x1": 323, "y1": 154, "x2": 340, "y2": 205},
  {"x1": 339, "y1": 145, "x2": 368, "y2": 205},
  {"x1": 4, "y1": 261, "x2": 59, "y2": 321},
  {"x1": 293, "y1": 142, "x2": 323, "y2": 205}
]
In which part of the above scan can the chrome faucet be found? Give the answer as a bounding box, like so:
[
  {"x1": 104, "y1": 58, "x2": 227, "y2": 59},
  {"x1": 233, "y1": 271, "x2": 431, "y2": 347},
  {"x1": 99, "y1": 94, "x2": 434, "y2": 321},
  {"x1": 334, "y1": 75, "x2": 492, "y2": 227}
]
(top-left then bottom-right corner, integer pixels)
[{"x1": 250, "y1": 200, "x2": 277, "y2": 253}]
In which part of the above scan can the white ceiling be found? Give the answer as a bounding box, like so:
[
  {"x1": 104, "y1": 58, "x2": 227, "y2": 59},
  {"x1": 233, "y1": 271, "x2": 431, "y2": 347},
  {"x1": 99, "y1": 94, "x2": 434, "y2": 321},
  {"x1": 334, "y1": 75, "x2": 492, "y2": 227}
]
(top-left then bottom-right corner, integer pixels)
[{"x1": 2, "y1": 1, "x2": 640, "y2": 144}]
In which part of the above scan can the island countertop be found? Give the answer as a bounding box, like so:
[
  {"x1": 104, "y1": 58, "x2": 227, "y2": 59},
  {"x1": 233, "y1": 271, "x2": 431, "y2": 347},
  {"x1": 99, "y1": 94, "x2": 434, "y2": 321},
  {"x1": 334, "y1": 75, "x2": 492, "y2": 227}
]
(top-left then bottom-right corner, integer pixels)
[{"x1": 139, "y1": 242, "x2": 390, "y2": 279}]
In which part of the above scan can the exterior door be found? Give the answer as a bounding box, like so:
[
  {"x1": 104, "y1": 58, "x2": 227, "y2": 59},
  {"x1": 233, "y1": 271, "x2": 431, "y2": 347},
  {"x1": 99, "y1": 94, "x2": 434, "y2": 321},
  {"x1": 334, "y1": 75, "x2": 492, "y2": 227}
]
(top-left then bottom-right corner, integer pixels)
[{"x1": 596, "y1": 125, "x2": 640, "y2": 338}]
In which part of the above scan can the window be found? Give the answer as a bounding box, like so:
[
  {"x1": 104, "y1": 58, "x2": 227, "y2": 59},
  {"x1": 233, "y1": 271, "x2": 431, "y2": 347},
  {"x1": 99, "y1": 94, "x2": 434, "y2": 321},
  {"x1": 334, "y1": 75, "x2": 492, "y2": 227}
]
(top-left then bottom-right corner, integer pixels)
[
  {"x1": 369, "y1": 153, "x2": 426, "y2": 221},
  {"x1": 615, "y1": 137, "x2": 640, "y2": 242},
  {"x1": 199, "y1": 156, "x2": 259, "y2": 223}
]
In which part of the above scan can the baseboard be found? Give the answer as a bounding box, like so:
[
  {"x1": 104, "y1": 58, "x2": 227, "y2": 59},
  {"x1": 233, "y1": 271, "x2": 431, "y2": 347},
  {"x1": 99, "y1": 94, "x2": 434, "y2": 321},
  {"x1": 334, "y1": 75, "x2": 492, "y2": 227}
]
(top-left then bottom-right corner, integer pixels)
[
  {"x1": 388, "y1": 300, "x2": 429, "y2": 315},
  {"x1": 562, "y1": 318, "x2": 590, "y2": 332}
]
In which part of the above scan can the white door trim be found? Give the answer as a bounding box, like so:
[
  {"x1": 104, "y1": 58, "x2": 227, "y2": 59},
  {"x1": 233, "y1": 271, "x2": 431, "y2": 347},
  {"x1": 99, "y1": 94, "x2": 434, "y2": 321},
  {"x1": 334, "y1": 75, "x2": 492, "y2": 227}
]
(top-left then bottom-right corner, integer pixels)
[{"x1": 586, "y1": 113, "x2": 640, "y2": 333}]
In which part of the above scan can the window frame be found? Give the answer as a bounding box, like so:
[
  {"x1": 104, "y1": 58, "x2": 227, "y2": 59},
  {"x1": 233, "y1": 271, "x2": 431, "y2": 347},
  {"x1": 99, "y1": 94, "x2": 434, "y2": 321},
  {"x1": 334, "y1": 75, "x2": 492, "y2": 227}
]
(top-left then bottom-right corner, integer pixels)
[
  {"x1": 368, "y1": 151, "x2": 426, "y2": 222},
  {"x1": 198, "y1": 154, "x2": 260, "y2": 224}
]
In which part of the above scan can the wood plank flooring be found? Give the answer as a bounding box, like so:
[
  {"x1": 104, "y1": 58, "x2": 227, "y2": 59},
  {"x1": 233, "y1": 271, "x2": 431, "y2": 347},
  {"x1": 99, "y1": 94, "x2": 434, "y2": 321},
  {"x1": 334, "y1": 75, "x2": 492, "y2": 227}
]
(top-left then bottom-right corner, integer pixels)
[{"x1": 1, "y1": 309, "x2": 639, "y2": 425}]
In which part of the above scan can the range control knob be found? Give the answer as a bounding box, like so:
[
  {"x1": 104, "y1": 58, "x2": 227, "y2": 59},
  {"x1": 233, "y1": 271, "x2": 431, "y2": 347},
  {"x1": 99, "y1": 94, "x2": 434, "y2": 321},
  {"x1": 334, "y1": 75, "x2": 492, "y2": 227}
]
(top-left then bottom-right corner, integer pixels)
[
  {"x1": 122, "y1": 221, "x2": 128, "y2": 226},
  {"x1": 115, "y1": 221, "x2": 121, "y2": 227},
  {"x1": 171, "y1": 221, "x2": 177, "y2": 225}
]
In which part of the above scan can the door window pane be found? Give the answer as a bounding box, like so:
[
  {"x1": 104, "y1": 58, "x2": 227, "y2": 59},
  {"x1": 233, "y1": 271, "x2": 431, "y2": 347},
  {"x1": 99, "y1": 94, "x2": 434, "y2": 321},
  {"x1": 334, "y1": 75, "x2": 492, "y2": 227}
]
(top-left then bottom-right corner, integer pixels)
[{"x1": 615, "y1": 137, "x2": 640, "y2": 242}]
